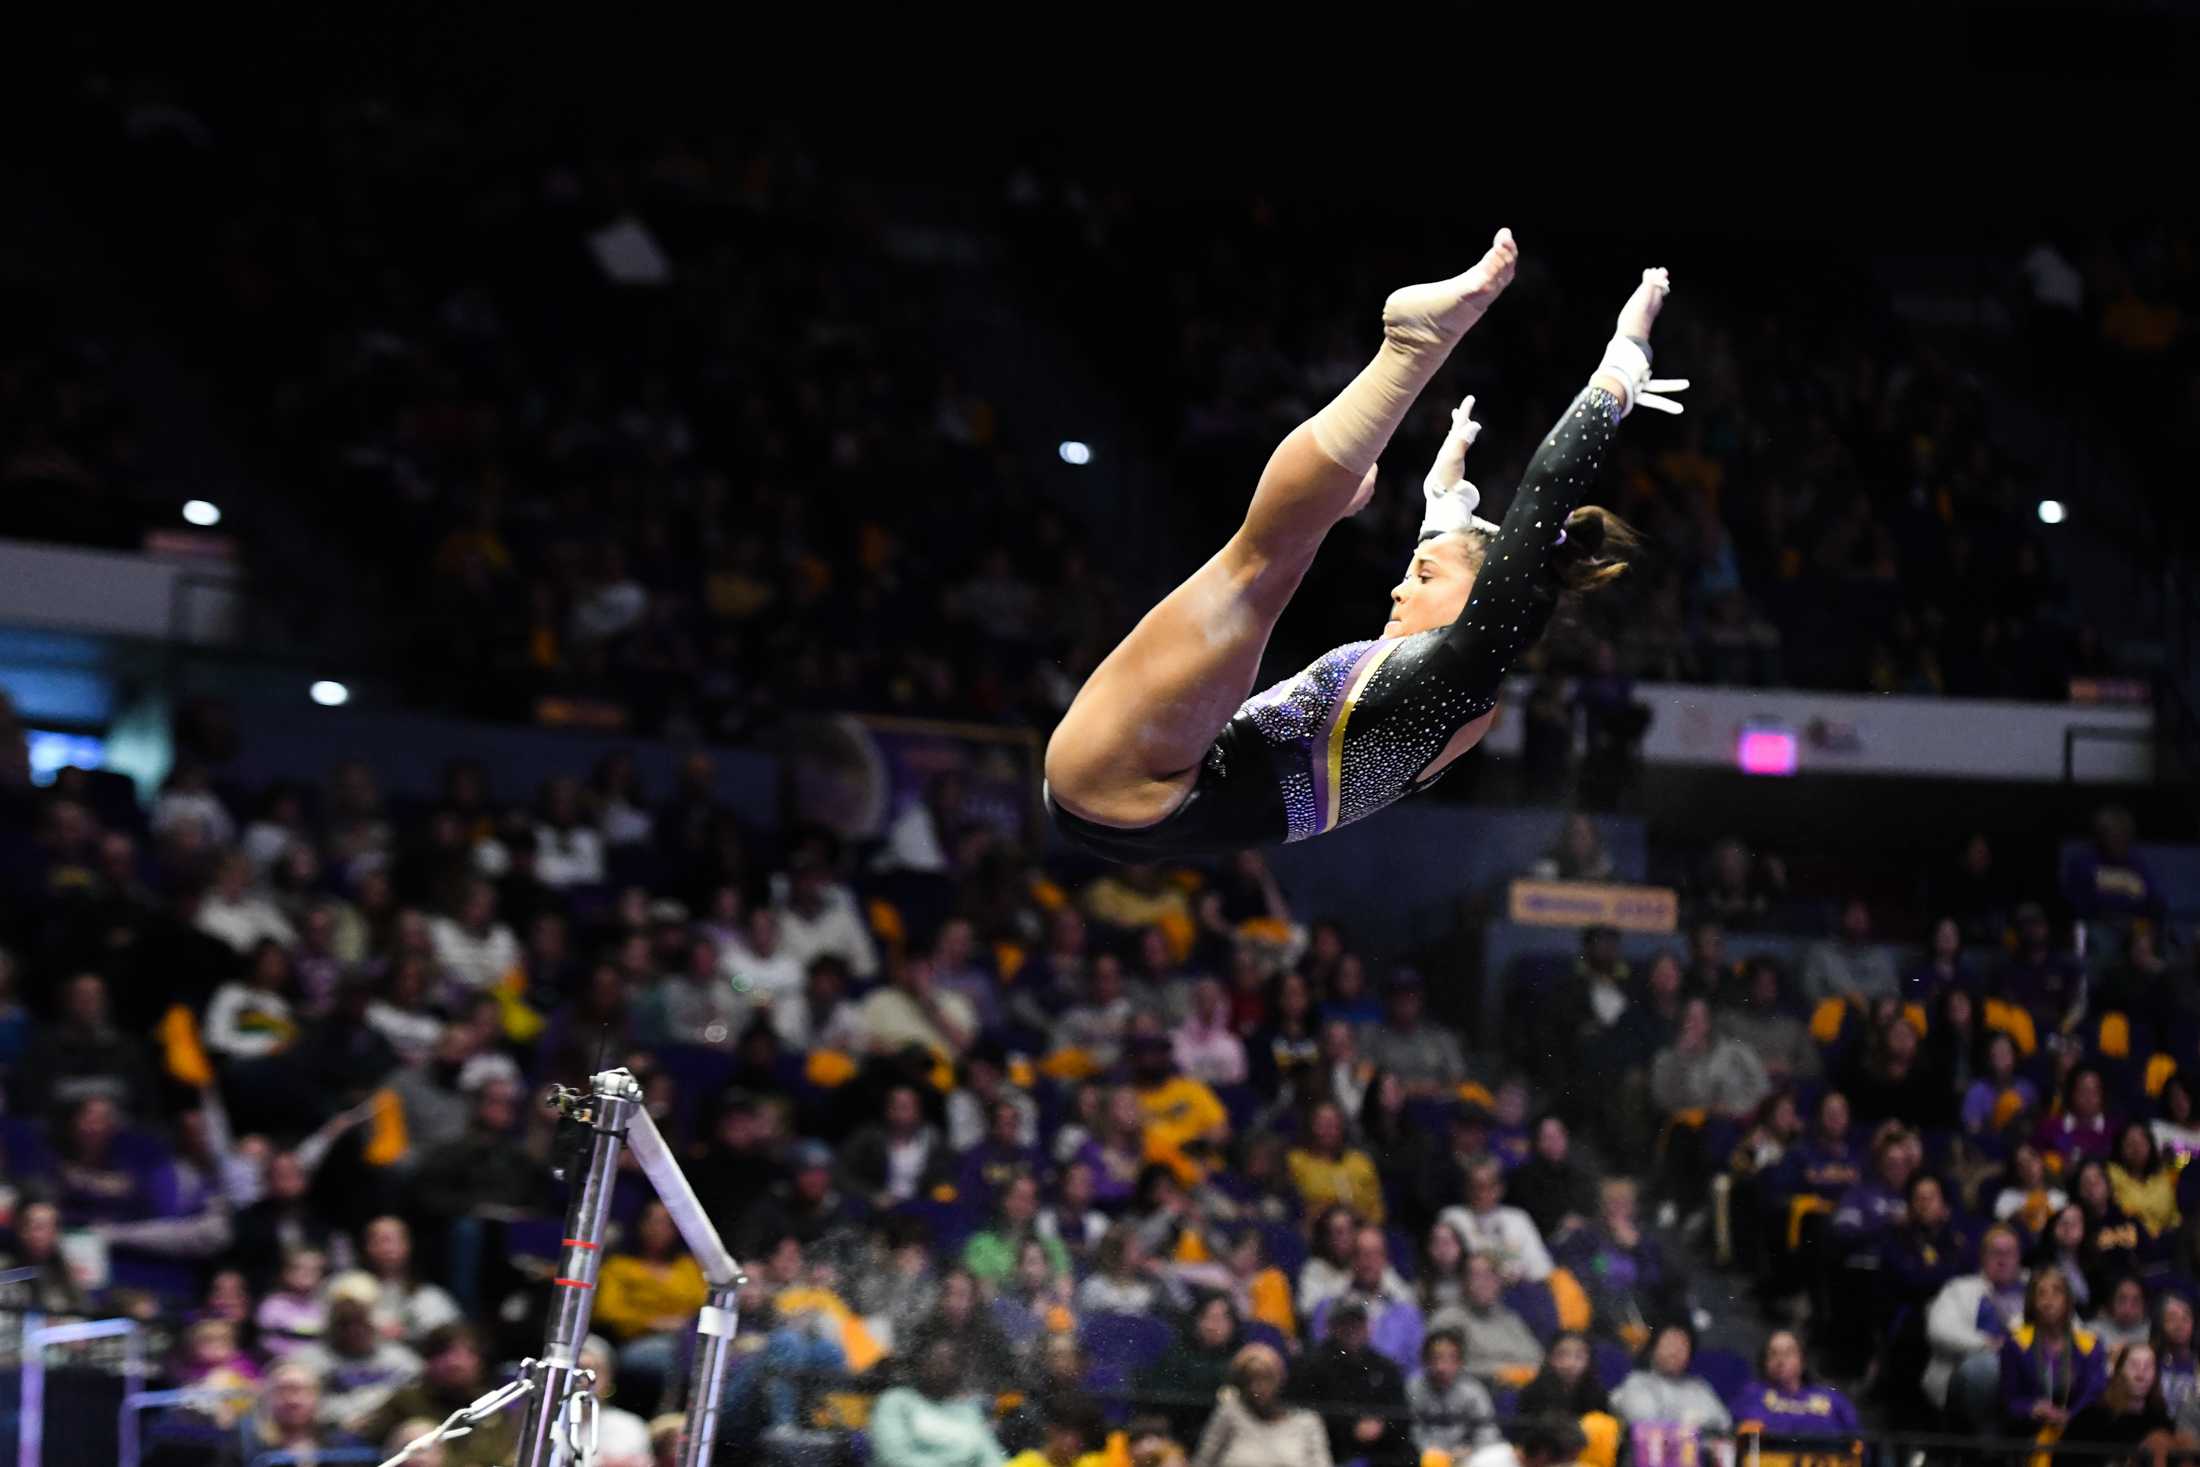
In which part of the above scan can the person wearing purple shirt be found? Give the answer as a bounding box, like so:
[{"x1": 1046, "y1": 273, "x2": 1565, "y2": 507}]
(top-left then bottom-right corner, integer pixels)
[
  {"x1": 2035, "y1": 1066, "x2": 2115, "y2": 1170},
  {"x1": 1829, "y1": 1124, "x2": 1919, "y2": 1251},
  {"x1": 2060, "y1": 806, "x2": 2163, "y2": 923},
  {"x1": 957, "y1": 1097, "x2": 1046, "y2": 1210},
  {"x1": 1774, "y1": 1092, "x2": 1862, "y2": 1206},
  {"x1": 1962, "y1": 1032, "x2": 2039, "y2": 1149},
  {"x1": 2000, "y1": 1267, "x2": 2107, "y2": 1433},
  {"x1": 1881, "y1": 1175, "x2": 1975, "y2": 1319},
  {"x1": 1730, "y1": 1330, "x2": 1859, "y2": 1445}
]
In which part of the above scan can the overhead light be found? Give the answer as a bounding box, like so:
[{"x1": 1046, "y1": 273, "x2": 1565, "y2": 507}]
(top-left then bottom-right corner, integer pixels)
[
  {"x1": 2037, "y1": 499, "x2": 2066, "y2": 525},
  {"x1": 309, "y1": 681, "x2": 350, "y2": 707},
  {"x1": 182, "y1": 500, "x2": 222, "y2": 527},
  {"x1": 1057, "y1": 440, "x2": 1092, "y2": 466}
]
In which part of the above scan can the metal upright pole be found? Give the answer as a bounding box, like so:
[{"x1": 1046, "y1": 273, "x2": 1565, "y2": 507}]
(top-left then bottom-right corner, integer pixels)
[
  {"x1": 511, "y1": 1067, "x2": 641, "y2": 1467},
  {"x1": 678, "y1": 1286, "x2": 743, "y2": 1467}
]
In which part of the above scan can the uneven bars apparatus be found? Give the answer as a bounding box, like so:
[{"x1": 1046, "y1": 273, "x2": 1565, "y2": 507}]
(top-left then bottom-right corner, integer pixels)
[{"x1": 379, "y1": 1067, "x2": 747, "y2": 1467}]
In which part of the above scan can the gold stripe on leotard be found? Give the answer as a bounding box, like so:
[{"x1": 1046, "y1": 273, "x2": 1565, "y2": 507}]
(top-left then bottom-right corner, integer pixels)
[{"x1": 1321, "y1": 640, "x2": 1403, "y2": 832}]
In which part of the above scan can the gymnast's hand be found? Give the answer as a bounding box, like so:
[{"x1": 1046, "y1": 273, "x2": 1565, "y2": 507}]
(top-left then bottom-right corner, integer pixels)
[
  {"x1": 1417, "y1": 393, "x2": 1491, "y2": 538},
  {"x1": 1598, "y1": 269, "x2": 1690, "y2": 416}
]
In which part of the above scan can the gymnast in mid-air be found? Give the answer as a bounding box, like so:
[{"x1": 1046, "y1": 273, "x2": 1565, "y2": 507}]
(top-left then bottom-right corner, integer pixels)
[{"x1": 1043, "y1": 230, "x2": 1688, "y2": 860}]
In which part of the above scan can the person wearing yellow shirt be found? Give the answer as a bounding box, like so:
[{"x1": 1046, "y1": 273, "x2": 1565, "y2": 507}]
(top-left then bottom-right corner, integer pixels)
[
  {"x1": 1287, "y1": 1099, "x2": 1386, "y2": 1224},
  {"x1": 1005, "y1": 1389, "x2": 1110, "y2": 1467},
  {"x1": 2108, "y1": 1121, "x2": 2181, "y2": 1236},
  {"x1": 1128, "y1": 1035, "x2": 1230, "y2": 1184},
  {"x1": 592, "y1": 1202, "x2": 708, "y2": 1412}
]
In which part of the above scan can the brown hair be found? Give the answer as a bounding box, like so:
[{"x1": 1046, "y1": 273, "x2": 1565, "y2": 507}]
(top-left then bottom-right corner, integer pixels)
[{"x1": 1452, "y1": 505, "x2": 1638, "y2": 596}]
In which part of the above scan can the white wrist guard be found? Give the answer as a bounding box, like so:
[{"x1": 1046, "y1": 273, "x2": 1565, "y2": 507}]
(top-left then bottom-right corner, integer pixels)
[
  {"x1": 1419, "y1": 394, "x2": 1502, "y2": 541},
  {"x1": 1598, "y1": 335, "x2": 1690, "y2": 417}
]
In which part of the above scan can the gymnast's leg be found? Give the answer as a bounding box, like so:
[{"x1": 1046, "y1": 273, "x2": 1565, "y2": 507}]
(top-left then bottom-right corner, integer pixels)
[{"x1": 1045, "y1": 229, "x2": 1519, "y2": 828}]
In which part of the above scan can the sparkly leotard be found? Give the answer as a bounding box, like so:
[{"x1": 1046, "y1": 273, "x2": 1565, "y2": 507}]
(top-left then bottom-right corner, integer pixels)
[{"x1": 1047, "y1": 382, "x2": 1621, "y2": 862}]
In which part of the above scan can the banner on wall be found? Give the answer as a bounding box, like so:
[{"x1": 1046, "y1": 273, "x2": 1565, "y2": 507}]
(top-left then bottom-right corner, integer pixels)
[
  {"x1": 779, "y1": 713, "x2": 1042, "y2": 849},
  {"x1": 1507, "y1": 878, "x2": 1679, "y2": 933}
]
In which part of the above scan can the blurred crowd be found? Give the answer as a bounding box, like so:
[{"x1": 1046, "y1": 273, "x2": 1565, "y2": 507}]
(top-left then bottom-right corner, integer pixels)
[{"x1": 0, "y1": 726, "x2": 2193, "y2": 1466}]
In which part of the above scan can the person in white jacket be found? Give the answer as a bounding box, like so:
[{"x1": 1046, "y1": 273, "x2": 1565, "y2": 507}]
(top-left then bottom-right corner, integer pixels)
[
  {"x1": 427, "y1": 880, "x2": 522, "y2": 997},
  {"x1": 774, "y1": 862, "x2": 879, "y2": 980},
  {"x1": 1438, "y1": 1159, "x2": 1554, "y2": 1284},
  {"x1": 1922, "y1": 1223, "x2": 2029, "y2": 1424},
  {"x1": 203, "y1": 940, "x2": 300, "y2": 1061}
]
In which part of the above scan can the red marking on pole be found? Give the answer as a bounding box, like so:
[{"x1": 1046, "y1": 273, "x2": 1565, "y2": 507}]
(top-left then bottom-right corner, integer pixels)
[
  {"x1": 562, "y1": 1239, "x2": 600, "y2": 1250},
  {"x1": 552, "y1": 1278, "x2": 595, "y2": 1290}
]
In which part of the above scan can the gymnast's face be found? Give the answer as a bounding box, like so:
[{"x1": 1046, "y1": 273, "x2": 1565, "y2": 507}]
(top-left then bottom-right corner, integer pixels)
[{"x1": 1385, "y1": 535, "x2": 1479, "y2": 638}]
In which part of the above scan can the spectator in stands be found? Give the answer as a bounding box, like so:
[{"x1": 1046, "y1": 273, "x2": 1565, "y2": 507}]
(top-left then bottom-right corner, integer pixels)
[
  {"x1": 1562, "y1": 1177, "x2": 1684, "y2": 1342},
  {"x1": 1077, "y1": 1223, "x2": 1174, "y2": 1319},
  {"x1": 1998, "y1": 1266, "x2": 2106, "y2": 1435},
  {"x1": 1057, "y1": 955, "x2": 1136, "y2": 1071},
  {"x1": 595, "y1": 1201, "x2": 709, "y2": 1408},
  {"x1": 1287, "y1": 1099, "x2": 1385, "y2": 1224},
  {"x1": 571, "y1": 1335, "x2": 654, "y2": 1467},
  {"x1": 1937, "y1": 833, "x2": 2014, "y2": 946},
  {"x1": 2065, "y1": 1340, "x2": 2177, "y2": 1457},
  {"x1": 1650, "y1": 995, "x2": 1773, "y2": 1124},
  {"x1": 2156, "y1": 1076, "x2": 2200, "y2": 1163},
  {"x1": 1310, "y1": 1225, "x2": 1421, "y2": 1368},
  {"x1": 1801, "y1": 898, "x2": 1898, "y2": 1007},
  {"x1": 840, "y1": 1084, "x2": 953, "y2": 1210},
  {"x1": 532, "y1": 776, "x2": 606, "y2": 888},
  {"x1": 966, "y1": 1172, "x2": 1070, "y2": 1285},
  {"x1": 927, "y1": 916, "x2": 1002, "y2": 1031},
  {"x1": 1993, "y1": 1144, "x2": 2067, "y2": 1235},
  {"x1": 1080, "y1": 864, "x2": 1193, "y2": 956},
  {"x1": 1300, "y1": 1206, "x2": 1366, "y2": 1318},
  {"x1": 688, "y1": 1090, "x2": 783, "y2": 1230},
  {"x1": 1883, "y1": 1173, "x2": 1973, "y2": 1331},
  {"x1": 724, "y1": 907, "x2": 805, "y2": 1009},
  {"x1": 774, "y1": 953, "x2": 862, "y2": 1053},
  {"x1": 988, "y1": 1235, "x2": 1069, "y2": 1364},
  {"x1": 2073, "y1": 1159, "x2": 2160, "y2": 1295},
  {"x1": 856, "y1": 955, "x2": 979, "y2": 1060},
  {"x1": 1440, "y1": 1251, "x2": 1542, "y2": 1386},
  {"x1": 1194, "y1": 1342, "x2": 1328, "y2": 1467},
  {"x1": 774, "y1": 854, "x2": 879, "y2": 981},
  {"x1": 2092, "y1": 1275, "x2": 2154, "y2": 1354},
  {"x1": 1841, "y1": 1014, "x2": 1942, "y2": 1131},
  {"x1": 1612, "y1": 1323, "x2": 1732, "y2": 1432},
  {"x1": 1965, "y1": 1033, "x2": 2039, "y2": 1157},
  {"x1": 1831, "y1": 1123, "x2": 1922, "y2": 1251},
  {"x1": 1529, "y1": 814, "x2": 1616, "y2": 884},
  {"x1": 640, "y1": 935, "x2": 746, "y2": 1050},
  {"x1": 233, "y1": 1150, "x2": 345, "y2": 1285},
  {"x1": 16, "y1": 970, "x2": 153, "y2": 1114},
  {"x1": 870, "y1": 1337, "x2": 1006, "y2": 1467},
  {"x1": 1695, "y1": 838, "x2": 1787, "y2": 930},
  {"x1": 1294, "y1": 1298, "x2": 1411, "y2": 1467},
  {"x1": 2035, "y1": 1202, "x2": 2096, "y2": 1317},
  {"x1": 2155, "y1": 1294, "x2": 2198, "y2": 1420},
  {"x1": 255, "y1": 1245, "x2": 331, "y2": 1358},
  {"x1": 1145, "y1": 1292, "x2": 1245, "y2": 1445},
  {"x1": 1516, "y1": 1331, "x2": 1611, "y2": 1420},
  {"x1": 1130, "y1": 1032, "x2": 1230, "y2": 1181},
  {"x1": 2037, "y1": 1066, "x2": 2115, "y2": 1169},
  {"x1": 1441, "y1": 1158, "x2": 1554, "y2": 1285},
  {"x1": 2062, "y1": 805, "x2": 2164, "y2": 925},
  {"x1": 234, "y1": 1359, "x2": 366, "y2": 1466},
  {"x1": 1408, "y1": 1326, "x2": 1500, "y2": 1457},
  {"x1": 1507, "y1": 1116, "x2": 1598, "y2": 1245},
  {"x1": 853, "y1": 1220, "x2": 943, "y2": 1355},
  {"x1": 2110, "y1": 1121, "x2": 2181, "y2": 1236},
  {"x1": 204, "y1": 937, "x2": 302, "y2": 1067},
  {"x1": 908, "y1": 1266, "x2": 1020, "y2": 1400},
  {"x1": 1324, "y1": 953, "x2": 1383, "y2": 1028},
  {"x1": 363, "y1": 1324, "x2": 517, "y2": 1467},
  {"x1": 1714, "y1": 959, "x2": 1817, "y2": 1092},
  {"x1": 958, "y1": 1092, "x2": 1046, "y2": 1206},
  {"x1": 1904, "y1": 917, "x2": 1979, "y2": 1002},
  {"x1": 1999, "y1": 903, "x2": 2086, "y2": 1032},
  {"x1": 429, "y1": 880, "x2": 521, "y2": 997},
  {"x1": 0, "y1": 1199, "x2": 90, "y2": 1316},
  {"x1": 1006, "y1": 1390, "x2": 1107, "y2": 1467},
  {"x1": 410, "y1": 1074, "x2": 543, "y2": 1220},
  {"x1": 1358, "y1": 968, "x2": 1468, "y2": 1099},
  {"x1": 1729, "y1": 1329, "x2": 1859, "y2": 1442},
  {"x1": 1173, "y1": 977, "x2": 1248, "y2": 1086},
  {"x1": 196, "y1": 849, "x2": 298, "y2": 953},
  {"x1": 177, "y1": 1316, "x2": 261, "y2": 1402},
  {"x1": 361, "y1": 1215, "x2": 461, "y2": 1344},
  {"x1": 294, "y1": 1284, "x2": 421, "y2": 1428}
]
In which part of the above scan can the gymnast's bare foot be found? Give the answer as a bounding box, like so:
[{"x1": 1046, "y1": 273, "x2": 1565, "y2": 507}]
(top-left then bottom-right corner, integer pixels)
[{"x1": 1382, "y1": 228, "x2": 1520, "y2": 350}]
